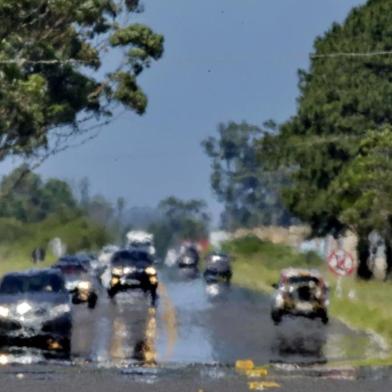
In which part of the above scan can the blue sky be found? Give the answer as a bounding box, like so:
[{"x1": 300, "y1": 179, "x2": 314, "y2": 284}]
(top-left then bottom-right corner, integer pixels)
[{"x1": 4, "y1": 0, "x2": 366, "y2": 219}]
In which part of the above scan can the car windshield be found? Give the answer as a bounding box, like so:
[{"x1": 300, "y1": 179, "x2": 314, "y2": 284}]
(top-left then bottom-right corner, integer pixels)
[
  {"x1": 56, "y1": 263, "x2": 87, "y2": 274},
  {"x1": 210, "y1": 254, "x2": 229, "y2": 263},
  {"x1": 112, "y1": 251, "x2": 152, "y2": 266},
  {"x1": 130, "y1": 241, "x2": 151, "y2": 247},
  {"x1": 286, "y1": 276, "x2": 320, "y2": 285},
  {"x1": 0, "y1": 274, "x2": 65, "y2": 294}
]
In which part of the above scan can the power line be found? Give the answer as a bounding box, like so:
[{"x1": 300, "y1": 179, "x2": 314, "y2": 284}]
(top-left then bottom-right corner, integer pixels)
[
  {"x1": 0, "y1": 58, "x2": 90, "y2": 66},
  {"x1": 312, "y1": 50, "x2": 392, "y2": 59}
]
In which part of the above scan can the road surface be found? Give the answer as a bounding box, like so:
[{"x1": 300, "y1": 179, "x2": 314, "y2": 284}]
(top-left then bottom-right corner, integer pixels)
[{"x1": 0, "y1": 267, "x2": 387, "y2": 391}]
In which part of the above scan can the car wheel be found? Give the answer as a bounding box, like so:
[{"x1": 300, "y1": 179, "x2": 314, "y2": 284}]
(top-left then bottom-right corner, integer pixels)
[
  {"x1": 0, "y1": 336, "x2": 7, "y2": 347},
  {"x1": 61, "y1": 337, "x2": 71, "y2": 353},
  {"x1": 88, "y1": 292, "x2": 98, "y2": 309},
  {"x1": 319, "y1": 310, "x2": 329, "y2": 324},
  {"x1": 271, "y1": 309, "x2": 282, "y2": 325},
  {"x1": 150, "y1": 286, "x2": 158, "y2": 307},
  {"x1": 107, "y1": 287, "x2": 117, "y2": 298}
]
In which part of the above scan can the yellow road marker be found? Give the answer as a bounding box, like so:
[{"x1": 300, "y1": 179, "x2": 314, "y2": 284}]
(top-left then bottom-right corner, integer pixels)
[
  {"x1": 158, "y1": 283, "x2": 178, "y2": 361},
  {"x1": 245, "y1": 367, "x2": 268, "y2": 378},
  {"x1": 235, "y1": 359, "x2": 255, "y2": 371},
  {"x1": 248, "y1": 381, "x2": 280, "y2": 390}
]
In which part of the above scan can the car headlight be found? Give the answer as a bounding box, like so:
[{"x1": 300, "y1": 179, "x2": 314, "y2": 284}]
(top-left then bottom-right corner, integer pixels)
[
  {"x1": 275, "y1": 294, "x2": 285, "y2": 307},
  {"x1": 146, "y1": 267, "x2": 157, "y2": 275},
  {"x1": 112, "y1": 267, "x2": 123, "y2": 275},
  {"x1": 78, "y1": 281, "x2": 91, "y2": 290},
  {"x1": 0, "y1": 306, "x2": 9, "y2": 318},
  {"x1": 16, "y1": 302, "x2": 32, "y2": 315}
]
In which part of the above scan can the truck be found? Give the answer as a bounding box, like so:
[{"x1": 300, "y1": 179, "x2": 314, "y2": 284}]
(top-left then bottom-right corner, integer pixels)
[{"x1": 125, "y1": 230, "x2": 156, "y2": 258}]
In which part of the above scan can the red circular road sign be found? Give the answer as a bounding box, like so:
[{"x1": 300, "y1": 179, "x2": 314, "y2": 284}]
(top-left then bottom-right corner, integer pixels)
[{"x1": 327, "y1": 249, "x2": 355, "y2": 277}]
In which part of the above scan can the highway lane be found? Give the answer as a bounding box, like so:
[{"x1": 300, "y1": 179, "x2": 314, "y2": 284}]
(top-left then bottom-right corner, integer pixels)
[
  {"x1": 66, "y1": 266, "x2": 386, "y2": 367},
  {"x1": 0, "y1": 266, "x2": 387, "y2": 391}
]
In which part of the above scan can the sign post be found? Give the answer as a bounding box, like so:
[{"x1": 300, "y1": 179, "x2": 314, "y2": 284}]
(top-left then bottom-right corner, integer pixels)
[{"x1": 327, "y1": 249, "x2": 355, "y2": 299}]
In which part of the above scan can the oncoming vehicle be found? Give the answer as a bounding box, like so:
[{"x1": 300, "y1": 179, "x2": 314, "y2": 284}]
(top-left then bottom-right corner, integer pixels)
[
  {"x1": 203, "y1": 252, "x2": 232, "y2": 284},
  {"x1": 75, "y1": 252, "x2": 106, "y2": 280},
  {"x1": 108, "y1": 250, "x2": 158, "y2": 305},
  {"x1": 271, "y1": 269, "x2": 329, "y2": 325},
  {"x1": 0, "y1": 269, "x2": 72, "y2": 353},
  {"x1": 126, "y1": 231, "x2": 156, "y2": 259},
  {"x1": 177, "y1": 243, "x2": 200, "y2": 269},
  {"x1": 54, "y1": 256, "x2": 98, "y2": 309}
]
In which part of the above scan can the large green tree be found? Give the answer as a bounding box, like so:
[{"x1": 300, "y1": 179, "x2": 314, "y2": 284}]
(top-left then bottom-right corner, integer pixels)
[
  {"x1": 202, "y1": 121, "x2": 292, "y2": 230},
  {"x1": 0, "y1": 0, "x2": 163, "y2": 160},
  {"x1": 262, "y1": 0, "x2": 392, "y2": 277}
]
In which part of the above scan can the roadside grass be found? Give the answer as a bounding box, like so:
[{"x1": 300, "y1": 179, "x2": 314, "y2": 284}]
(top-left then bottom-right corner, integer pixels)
[
  {"x1": 225, "y1": 235, "x2": 392, "y2": 363},
  {"x1": 329, "y1": 276, "x2": 392, "y2": 345},
  {"x1": 224, "y1": 235, "x2": 321, "y2": 291},
  {"x1": 0, "y1": 216, "x2": 111, "y2": 277}
]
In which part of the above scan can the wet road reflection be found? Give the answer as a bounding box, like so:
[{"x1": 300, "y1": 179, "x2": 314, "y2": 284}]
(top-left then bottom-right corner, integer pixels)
[
  {"x1": 271, "y1": 319, "x2": 327, "y2": 363},
  {"x1": 0, "y1": 267, "x2": 386, "y2": 367}
]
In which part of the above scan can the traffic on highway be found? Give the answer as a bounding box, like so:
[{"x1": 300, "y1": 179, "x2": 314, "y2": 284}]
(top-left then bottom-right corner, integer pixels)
[
  {"x1": 2, "y1": 1, "x2": 392, "y2": 391},
  {"x1": 0, "y1": 232, "x2": 383, "y2": 367}
]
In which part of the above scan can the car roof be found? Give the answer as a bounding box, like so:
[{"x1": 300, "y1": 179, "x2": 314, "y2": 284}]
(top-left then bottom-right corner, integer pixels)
[
  {"x1": 112, "y1": 249, "x2": 152, "y2": 261},
  {"x1": 58, "y1": 255, "x2": 80, "y2": 262},
  {"x1": 280, "y1": 268, "x2": 322, "y2": 279},
  {"x1": 2, "y1": 268, "x2": 63, "y2": 279}
]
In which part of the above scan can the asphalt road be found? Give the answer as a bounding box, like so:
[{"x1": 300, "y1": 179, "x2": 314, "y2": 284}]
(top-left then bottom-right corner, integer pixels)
[{"x1": 0, "y1": 266, "x2": 388, "y2": 391}]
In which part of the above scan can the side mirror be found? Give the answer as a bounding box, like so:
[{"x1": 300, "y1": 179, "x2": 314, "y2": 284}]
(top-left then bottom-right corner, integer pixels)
[{"x1": 271, "y1": 283, "x2": 279, "y2": 289}]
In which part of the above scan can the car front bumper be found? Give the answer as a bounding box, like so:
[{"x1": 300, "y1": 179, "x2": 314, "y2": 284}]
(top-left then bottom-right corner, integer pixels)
[
  {"x1": 0, "y1": 313, "x2": 71, "y2": 340},
  {"x1": 110, "y1": 273, "x2": 158, "y2": 290}
]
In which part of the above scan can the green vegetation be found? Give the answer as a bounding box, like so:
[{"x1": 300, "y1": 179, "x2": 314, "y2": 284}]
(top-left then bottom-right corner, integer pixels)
[
  {"x1": 0, "y1": 0, "x2": 163, "y2": 162},
  {"x1": 330, "y1": 277, "x2": 392, "y2": 346},
  {"x1": 202, "y1": 122, "x2": 292, "y2": 229},
  {"x1": 0, "y1": 166, "x2": 112, "y2": 276},
  {"x1": 259, "y1": 0, "x2": 392, "y2": 277},
  {"x1": 148, "y1": 196, "x2": 210, "y2": 257},
  {"x1": 0, "y1": 216, "x2": 109, "y2": 276},
  {"x1": 228, "y1": 235, "x2": 392, "y2": 352},
  {"x1": 225, "y1": 236, "x2": 322, "y2": 291}
]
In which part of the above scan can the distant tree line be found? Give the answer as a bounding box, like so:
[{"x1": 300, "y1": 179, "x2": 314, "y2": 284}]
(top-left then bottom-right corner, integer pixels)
[{"x1": 147, "y1": 196, "x2": 210, "y2": 257}]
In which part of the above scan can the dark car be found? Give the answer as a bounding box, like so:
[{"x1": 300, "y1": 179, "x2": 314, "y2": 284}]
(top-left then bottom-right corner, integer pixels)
[
  {"x1": 203, "y1": 252, "x2": 232, "y2": 284},
  {"x1": 108, "y1": 250, "x2": 158, "y2": 305},
  {"x1": 177, "y1": 245, "x2": 200, "y2": 269},
  {"x1": 75, "y1": 252, "x2": 106, "y2": 280},
  {"x1": 0, "y1": 269, "x2": 72, "y2": 353},
  {"x1": 53, "y1": 256, "x2": 98, "y2": 309}
]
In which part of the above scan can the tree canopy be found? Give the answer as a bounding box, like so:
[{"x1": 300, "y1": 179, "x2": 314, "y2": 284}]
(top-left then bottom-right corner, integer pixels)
[
  {"x1": 0, "y1": 0, "x2": 164, "y2": 160},
  {"x1": 262, "y1": 0, "x2": 392, "y2": 238},
  {"x1": 202, "y1": 121, "x2": 292, "y2": 230},
  {"x1": 259, "y1": 0, "x2": 392, "y2": 277}
]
